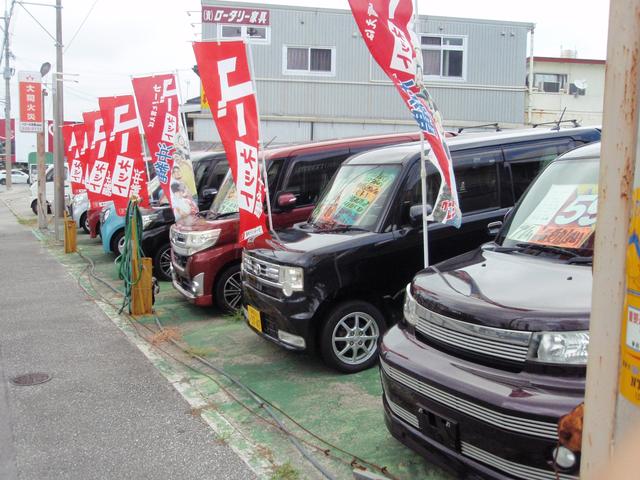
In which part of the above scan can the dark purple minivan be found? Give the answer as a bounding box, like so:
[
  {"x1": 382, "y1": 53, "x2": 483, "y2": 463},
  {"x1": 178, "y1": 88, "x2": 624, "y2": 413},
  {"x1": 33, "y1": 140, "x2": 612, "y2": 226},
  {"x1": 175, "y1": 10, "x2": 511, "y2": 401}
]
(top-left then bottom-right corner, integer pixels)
[{"x1": 380, "y1": 142, "x2": 600, "y2": 479}]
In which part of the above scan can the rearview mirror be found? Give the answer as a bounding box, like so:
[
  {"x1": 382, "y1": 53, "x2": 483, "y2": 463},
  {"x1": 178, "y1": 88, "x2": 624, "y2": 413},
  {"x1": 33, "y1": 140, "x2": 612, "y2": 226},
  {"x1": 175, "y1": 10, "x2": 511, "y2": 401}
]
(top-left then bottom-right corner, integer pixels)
[
  {"x1": 202, "y1": 188, "x2": 218, "y2": 200},
  {"x1": 277, "y1": 192, "x2": 297, "y2": 210}
]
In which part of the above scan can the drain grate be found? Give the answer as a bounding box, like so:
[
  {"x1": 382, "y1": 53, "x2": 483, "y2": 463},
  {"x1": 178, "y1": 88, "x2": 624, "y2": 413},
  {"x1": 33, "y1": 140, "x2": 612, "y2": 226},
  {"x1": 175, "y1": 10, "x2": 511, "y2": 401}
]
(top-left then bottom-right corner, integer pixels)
[{"x1": 10, "y1": 373, "x2": 52, "y2": 386}]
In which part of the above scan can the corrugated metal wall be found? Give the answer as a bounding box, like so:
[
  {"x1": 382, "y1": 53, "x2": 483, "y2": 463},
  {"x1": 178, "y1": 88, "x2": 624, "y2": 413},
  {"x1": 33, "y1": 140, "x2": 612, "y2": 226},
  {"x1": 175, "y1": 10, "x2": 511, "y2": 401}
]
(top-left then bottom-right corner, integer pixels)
[{"x1": 200, "y1": 1, "x2": 532, "y2": 134}]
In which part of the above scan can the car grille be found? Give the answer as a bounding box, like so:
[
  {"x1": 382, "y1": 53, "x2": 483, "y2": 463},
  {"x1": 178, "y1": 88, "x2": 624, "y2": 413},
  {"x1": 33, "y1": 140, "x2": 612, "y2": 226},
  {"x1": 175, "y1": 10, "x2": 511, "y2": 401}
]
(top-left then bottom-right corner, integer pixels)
[
  {"x1": 243, "y1": 255, "x2": 281, "y2": 287},
  {"x1": 385, "y1": 393, "x2": 578, "y2": 480},
  {"x1": 380, "y1": 360, "x2": 558, "y2": 440},
  {"x1": 412, "y1": 300, "x2": 532, "y2": 364}
]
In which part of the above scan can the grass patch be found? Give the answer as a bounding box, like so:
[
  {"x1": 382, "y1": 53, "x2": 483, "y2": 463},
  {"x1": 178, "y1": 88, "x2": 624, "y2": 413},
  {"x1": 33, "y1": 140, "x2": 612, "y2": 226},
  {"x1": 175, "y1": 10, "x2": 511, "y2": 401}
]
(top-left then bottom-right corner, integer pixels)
[
  {"x1": 270, "y1": 463, "x2": 300, "y2": 480},
  {"x1": 225, "y1": 308, "x2": 244, "y2": 322},
  {"x1": 17, "y1": 217, "x2": 37, "y2": 227},
  {"x1": 184, "y1": 346, "x2": 215, "y2": 358}
]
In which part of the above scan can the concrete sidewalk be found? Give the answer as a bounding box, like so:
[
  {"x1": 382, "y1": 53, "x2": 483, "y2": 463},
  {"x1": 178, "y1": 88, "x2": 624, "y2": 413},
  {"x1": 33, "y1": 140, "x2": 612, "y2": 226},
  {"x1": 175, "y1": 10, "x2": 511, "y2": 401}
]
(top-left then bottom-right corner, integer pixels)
[{"x1": 0, "y1": 202, "x2": 256, "y2": 479}]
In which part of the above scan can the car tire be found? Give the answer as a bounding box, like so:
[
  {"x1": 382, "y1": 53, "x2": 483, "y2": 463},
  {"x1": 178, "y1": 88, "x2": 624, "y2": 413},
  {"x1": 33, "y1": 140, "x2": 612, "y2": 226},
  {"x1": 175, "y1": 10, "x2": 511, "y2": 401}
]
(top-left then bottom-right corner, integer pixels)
[
  {"x1": 320, "y1": 300, "x2": 386, "y2": 374},
  {"x1": 110, "y1": 229, "x2": 125, "y2": 255},
  {"x1": 153, "y1": 243, "x2": 172, "y2": 282},
  {"x1": 0, "y1": 178, "x2": 5, "y2": 185},
  {"x1": 214, "y1": 264, "x2": 242, "y2": 313},
  {"x1": 80, "y1": 212, "x2": 89, "y2": 234},
  {"x1": 31, "y1": 199, "x2": 38, "y2": 215}
]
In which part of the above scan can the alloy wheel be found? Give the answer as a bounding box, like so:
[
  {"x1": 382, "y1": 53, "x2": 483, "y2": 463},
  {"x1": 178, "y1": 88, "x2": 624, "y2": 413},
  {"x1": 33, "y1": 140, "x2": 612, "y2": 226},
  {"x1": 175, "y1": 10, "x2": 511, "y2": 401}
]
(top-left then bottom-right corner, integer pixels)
[
  {"x1": 331, "y1": 312, "x2": 380, "y2": 366},
  {"x1": 159, "y1": 248, "x2": 172, "y2": 279},
  {"x1": 223, "y1": 271, "x2": 242, "y2": 310}
]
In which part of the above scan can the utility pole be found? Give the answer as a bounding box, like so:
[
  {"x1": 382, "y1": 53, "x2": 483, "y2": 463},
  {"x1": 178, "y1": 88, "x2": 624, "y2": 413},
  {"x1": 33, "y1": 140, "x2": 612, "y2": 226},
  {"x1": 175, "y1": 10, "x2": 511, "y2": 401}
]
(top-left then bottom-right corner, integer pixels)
[
  {"x1": 3, "y1": 5, "x2": 12, "y2": 190},
  {"x1": 52, "y1": 0, "x2": 64, "y2": 239},
  {"x1": 581, "y1": 0, "x2": 640, "y2": 477},
  {"x1": 37, "y1": 61, "x2": 50, "y2": 230}
]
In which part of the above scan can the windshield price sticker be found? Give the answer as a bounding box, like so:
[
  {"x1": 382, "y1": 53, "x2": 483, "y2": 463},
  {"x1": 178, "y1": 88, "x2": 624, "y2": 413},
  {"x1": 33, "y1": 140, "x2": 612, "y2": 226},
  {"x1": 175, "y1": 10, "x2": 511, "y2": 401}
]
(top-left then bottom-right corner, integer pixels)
[
  {"x1": 508, "y1": 184, "x2": 597, "y2": 249},
  {"x1": 219, "y1": 182, "x2": 238, "y2": 214}
]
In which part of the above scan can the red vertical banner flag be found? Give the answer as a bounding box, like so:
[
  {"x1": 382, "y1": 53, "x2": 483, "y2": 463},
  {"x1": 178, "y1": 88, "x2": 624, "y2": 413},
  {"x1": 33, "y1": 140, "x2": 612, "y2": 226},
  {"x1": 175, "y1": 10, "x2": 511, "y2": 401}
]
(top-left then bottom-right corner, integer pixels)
[
  {"x1": 348, "y1": 0, "x2": 461, "y2": 226},
  {"x1": 98, "y1": 95, "x2": 149, "y2": 216},
  {"x1": 62, "y1": 123, "x2": 87, "y2": 194},
  {"x1": 18, "y1": 71, "x2": 43, "y2": 133},
  {"x1": 193, "y1": 40, "x2": 270, "y2": 245},
  {"x1": 131, "y1": 73, "x2": 198, "y2": 222},
  {"x1": 82, "y1": 110, "x2": 112, "y2": 209}
]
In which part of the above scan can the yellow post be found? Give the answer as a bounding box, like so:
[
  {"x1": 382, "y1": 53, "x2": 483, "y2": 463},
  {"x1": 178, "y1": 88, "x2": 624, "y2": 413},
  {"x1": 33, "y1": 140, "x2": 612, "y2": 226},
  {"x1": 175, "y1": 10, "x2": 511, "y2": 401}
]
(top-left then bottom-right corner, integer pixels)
[
  {"x1": 63, "y1": 212, "x2": 76, "y2": 253},
  {"x1": 130, "y1": 203, "x2": 153, "y2": 316}
]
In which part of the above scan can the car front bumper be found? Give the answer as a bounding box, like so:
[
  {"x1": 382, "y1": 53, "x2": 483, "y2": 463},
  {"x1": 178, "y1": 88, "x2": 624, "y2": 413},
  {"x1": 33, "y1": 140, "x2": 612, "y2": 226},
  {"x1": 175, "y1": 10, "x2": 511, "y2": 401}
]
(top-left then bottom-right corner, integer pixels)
[{"x1": 380, "y1": 326, "x2": 582, "y2": 480}]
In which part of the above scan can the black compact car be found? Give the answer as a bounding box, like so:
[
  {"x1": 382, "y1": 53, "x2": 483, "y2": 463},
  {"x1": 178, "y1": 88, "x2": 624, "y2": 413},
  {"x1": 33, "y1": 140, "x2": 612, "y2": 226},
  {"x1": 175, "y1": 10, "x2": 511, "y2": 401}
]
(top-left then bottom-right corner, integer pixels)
[
  {"x1": 141, "y1": 151, "x2": 228, "y2": 281},
  {"x1": 242, "y1": 126, "x2": 601, "y2": 373},
  {"x1": 380, "y1": 142, "x2": 599, "y2": 479}
]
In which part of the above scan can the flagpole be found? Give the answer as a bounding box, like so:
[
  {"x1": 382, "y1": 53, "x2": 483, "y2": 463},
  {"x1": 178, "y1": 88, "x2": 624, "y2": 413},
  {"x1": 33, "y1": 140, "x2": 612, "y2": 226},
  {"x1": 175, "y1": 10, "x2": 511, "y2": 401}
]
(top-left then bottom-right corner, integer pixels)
[
  {"x1": 174, "y1": 70, "x2": 191, "y2": 141},
  {"x1": 246, "y1": 41, "x2": 277, "y2": 239}
]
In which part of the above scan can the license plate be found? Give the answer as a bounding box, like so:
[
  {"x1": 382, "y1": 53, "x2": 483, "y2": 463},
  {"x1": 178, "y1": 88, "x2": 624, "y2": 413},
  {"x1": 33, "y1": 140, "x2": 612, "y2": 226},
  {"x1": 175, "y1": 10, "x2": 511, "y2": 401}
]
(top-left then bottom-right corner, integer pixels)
[
  {"x1": 247, "y1": 305, "x2": 262, "y2": 333},
  {"x1": 418, "y1": 406, "x2": 459, "y2": 451}
]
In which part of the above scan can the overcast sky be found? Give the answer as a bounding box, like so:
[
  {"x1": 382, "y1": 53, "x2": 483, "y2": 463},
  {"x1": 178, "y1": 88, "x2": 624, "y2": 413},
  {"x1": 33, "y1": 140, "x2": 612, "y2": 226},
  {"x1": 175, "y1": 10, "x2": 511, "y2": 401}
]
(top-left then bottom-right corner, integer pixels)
[{"x1": 6, "y1": 0, "x2": 610, "y2": 157}]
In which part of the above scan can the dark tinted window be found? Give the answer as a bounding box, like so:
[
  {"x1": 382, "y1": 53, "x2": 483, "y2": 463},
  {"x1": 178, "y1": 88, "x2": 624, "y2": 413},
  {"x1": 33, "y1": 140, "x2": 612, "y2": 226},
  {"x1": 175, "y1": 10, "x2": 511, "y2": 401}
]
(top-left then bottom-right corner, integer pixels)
[
  {"x1": 398, "y1": 162, "x2": 440, "y2": 227},
  {"x1": 453, "y1": 148, "x2": 501, "y2": 213},
  {"x1": 284, "y1": 154, "x2": 348, "y2": 206},
  {"x1": 193, "y1": 159, "x2": 213, "y2": 192},
  {"x1": 504, "y1": 138, "x2": 575, "y2": 201},
  {"x1": 208, "y1": 161, "x2": 228, "y2": 190}
]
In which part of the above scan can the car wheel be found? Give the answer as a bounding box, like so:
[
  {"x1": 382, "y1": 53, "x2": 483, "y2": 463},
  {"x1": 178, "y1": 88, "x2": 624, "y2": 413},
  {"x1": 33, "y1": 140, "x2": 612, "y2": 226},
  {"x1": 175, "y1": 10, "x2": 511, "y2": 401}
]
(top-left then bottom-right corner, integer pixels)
[
  {"x1": 153, "y1": 243, "x2": 172, "y2": 282},
  {"x1": 31, "y1": 199, "x2": 38, "y2": 215},
  {"x1": 320, "y1": 300, "x2": 386, "y2": 374},
  {"x1": 110, "y1": 229, "x2": 125, "y2": 255},
  {"x1": 80, "y1": 212, "x2": 89, "y2": 234},
  {"x1": 214, "y1": 264, "x2": 242, "y2": 313},
  {"x1": 0, "y1": 178, "x2": 5, "y2": 185}
]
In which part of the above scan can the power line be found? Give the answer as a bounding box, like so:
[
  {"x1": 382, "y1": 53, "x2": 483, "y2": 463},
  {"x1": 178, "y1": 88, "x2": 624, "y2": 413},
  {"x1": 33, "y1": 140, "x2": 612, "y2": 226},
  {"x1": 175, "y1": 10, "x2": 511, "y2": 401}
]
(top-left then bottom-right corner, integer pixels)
[
  {"x1": 15, "y1": 1, "x2": 56, "y2": 43},
  {"x1": 64, "y1": 0, "x2": 99, "y2": 53}
]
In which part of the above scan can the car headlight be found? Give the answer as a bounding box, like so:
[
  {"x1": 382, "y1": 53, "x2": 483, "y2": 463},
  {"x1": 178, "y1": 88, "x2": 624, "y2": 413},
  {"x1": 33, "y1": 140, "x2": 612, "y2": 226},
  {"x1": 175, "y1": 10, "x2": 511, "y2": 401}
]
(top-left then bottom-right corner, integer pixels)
[
  {"x1": 403, "y1": 284, "x2": 420, "y2": 326},
  {"x1": 279, "y1": 266, "x2": 303, "y2": 296},
  {"x1": 529, "y1": 331, "x2": 589, "y2": 365},
  {"x1": 185, "y1": 229, "x2": 221, "y2": 254},
  {"x1": 103, "y1": 208, "x2": 111, "y2": 222}
]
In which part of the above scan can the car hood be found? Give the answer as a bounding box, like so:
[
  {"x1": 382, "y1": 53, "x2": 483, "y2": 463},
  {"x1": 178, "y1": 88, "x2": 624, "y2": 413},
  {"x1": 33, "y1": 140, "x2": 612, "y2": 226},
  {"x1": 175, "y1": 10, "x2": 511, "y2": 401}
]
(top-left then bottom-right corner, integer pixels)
[
  {"x1": 247, "y1": 226, "x2": 375, "y2": 267},
  {"x1": 412, "y1": 246, "x2": 592, "y2": 332}
]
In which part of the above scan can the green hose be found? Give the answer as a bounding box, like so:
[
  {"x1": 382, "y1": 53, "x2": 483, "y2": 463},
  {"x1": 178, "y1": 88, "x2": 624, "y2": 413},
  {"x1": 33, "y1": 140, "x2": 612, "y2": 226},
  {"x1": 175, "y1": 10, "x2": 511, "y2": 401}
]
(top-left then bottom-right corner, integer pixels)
[{"x1": 117, "y1": 199, "x2": 144, "y2": 314}]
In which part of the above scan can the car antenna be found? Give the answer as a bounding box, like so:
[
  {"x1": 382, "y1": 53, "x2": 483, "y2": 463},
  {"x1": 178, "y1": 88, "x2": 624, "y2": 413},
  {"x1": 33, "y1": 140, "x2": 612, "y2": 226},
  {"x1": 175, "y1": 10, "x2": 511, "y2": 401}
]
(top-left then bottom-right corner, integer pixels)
[{"x1": 263, "y1": 136, "x2": 278, "y2": 149}]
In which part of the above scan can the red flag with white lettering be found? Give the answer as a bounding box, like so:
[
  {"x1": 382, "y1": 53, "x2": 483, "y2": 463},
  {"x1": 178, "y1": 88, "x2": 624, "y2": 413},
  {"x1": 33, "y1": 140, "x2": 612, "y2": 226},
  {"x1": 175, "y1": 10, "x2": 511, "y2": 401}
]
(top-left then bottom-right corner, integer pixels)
[
  {"x1": 62, "y1": 123, "x2": 87, "y2": 195},
  {"x1": 193, "y1": 40, "x2": 270, "y2": 245},
  {"x1": 131, "y1": 73, "x2": 198, "y2": 219},
  {"x1": 98, "y1": 95, "x2": 149, "y2": 216},
  {"x1": 348, "y1": 0, "x2": 461, "y2": 226},
  {"x1": 82, "y1": 110, "x2": 112, "y2": 209}
]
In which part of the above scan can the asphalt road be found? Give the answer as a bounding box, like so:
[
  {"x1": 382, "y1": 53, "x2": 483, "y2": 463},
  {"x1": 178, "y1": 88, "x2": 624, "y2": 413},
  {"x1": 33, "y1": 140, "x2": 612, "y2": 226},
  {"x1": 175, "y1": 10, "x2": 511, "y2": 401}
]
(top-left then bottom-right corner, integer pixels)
[{"x1": 0, "y1": 197, "x2": 257, "y2": 479}]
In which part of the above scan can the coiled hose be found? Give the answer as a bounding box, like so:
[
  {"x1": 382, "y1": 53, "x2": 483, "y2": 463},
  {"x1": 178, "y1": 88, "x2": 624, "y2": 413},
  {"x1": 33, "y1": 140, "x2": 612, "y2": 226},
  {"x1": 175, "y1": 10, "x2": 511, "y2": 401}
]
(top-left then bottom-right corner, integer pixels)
[{"x1": 117, "y1": 199, "x2": 144, "y2": 314}]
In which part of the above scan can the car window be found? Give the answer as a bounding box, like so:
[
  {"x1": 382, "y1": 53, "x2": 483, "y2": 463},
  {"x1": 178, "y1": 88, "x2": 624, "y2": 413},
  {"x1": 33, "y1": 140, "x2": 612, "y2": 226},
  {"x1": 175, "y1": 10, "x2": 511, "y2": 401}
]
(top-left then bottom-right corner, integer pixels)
[
  {"x1": 208, "y1": 160, "x2": 229, "y2": 190},
  {"x1": 193, "y1": 159, "x2": 213, "y2": 192},
  {"x1": 453, "y1": 147, "x2": 501, "y2": 213},
  {"x1": 397, "y1": 162, "x2": 441, "y2": 227},
  {"x1": 504, "y1": 138, "x2": 575, "y2": 201},
  {"x1": 283, "y1": 153, "x2": 348, "y2": 206}
]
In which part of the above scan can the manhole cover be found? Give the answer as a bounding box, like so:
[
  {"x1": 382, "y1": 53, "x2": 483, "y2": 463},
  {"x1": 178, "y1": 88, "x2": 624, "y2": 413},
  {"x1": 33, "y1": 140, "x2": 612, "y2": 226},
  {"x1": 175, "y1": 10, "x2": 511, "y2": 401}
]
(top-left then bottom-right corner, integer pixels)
[{"x1": 10, "y1": 373, "x2": 52, "y2": 386}]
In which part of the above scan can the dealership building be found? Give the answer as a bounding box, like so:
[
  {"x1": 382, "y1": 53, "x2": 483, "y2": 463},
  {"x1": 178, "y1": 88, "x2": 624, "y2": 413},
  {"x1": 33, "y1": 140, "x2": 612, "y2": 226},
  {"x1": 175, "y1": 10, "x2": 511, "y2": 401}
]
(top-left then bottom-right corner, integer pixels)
[{"x1": 189, "y1": 1, "x2": 535, "y2": 144}]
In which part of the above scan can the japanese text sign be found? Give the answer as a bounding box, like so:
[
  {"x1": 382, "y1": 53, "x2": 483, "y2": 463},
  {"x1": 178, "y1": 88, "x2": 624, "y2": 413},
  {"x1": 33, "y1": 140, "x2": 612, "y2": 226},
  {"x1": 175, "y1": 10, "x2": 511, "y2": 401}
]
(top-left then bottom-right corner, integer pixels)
[
  {"x1": 18, "y1": 71, "x2": 43, "y2": 133},
  {"x1": 98, "y1": 95, "x2": 149, "y2": 216},
  {"x1": 202, "y1": 6, "x2": 270, "y2": 25},
  {"x1": 193, "y1": 40, "x2": 270, "y2": 246},
  {"x1": 62, "y1": 123, "x2": 88, "y2": 195},
  {"x1": 82, "y1": 110, "x2": 111, "y2": 209},
  {"x1": 348, "y1": 0, "x2": 461, "y2": 226}
]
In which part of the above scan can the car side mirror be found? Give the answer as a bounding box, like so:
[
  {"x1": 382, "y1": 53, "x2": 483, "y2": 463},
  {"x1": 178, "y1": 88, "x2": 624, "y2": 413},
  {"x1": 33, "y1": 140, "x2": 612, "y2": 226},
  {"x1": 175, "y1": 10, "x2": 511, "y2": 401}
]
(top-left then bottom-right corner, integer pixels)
[
  {"x1": 409, "y1": 204, "x2": 433, "y2": 227},
  {"x1": 487, "y1": 221, "x2": 503, "y2": 237},
  {"x1": 277, "y1": 192, "x2": 297, "y2": 210},
  {"x1": 202, "y1": 188, "x2": 218, "y2": 200}
]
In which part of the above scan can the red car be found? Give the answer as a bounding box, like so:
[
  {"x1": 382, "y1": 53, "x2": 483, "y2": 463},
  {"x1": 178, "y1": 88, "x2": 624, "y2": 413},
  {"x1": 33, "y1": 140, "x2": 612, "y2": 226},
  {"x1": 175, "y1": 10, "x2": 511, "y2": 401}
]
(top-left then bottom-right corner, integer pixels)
[
  {"x1": 88, "y1": 206, "x2": 104, "y2": 238},
  {"x1": 170, "y1": 132, "x2": 421, "y2": 312}
]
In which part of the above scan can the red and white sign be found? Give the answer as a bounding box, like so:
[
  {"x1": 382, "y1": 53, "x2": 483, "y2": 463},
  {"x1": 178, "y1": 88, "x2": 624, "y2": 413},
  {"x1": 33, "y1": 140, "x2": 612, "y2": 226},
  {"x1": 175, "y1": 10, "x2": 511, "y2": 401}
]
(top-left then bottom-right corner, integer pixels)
[
  {"x1": 62, "y1": 123, "x2": 87, "y2": 194},
  {"x1": 132, "y1": 73, "x2": 197, "y2": 222},
  {"x1": 18, "y1": 71, "x2": 43, "y2": 133},
  {"x1": 82, "y1": 110, "x2": 111, "y2": 209},
  {"x1": 193, "y1": 40, "x2": 270, "y2": 246},
  {"x1": 48, "y1": 120, "x2": 76, "y2": 152},
  {"x1": 202, "y1": 6, "x2": 269, "y2": 25},
  {"x1": 348, "y1": 0, "x2": 461, "y2": 227},
  {"x1": 0, "y1": 119, "x2": 16, "y2": 164}
]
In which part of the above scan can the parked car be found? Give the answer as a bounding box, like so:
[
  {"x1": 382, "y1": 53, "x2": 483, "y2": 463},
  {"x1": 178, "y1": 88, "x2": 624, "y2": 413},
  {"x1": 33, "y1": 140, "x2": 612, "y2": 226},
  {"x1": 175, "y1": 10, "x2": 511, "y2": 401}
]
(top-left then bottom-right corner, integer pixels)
[
  {"x1": 87, "y1": 205, "x2": 103, "y2": 238},
  {"x1": 70, "y1": 192, "x2": 90, "y2": 233},
  {"x1": 241, "y1": 126, "x2": 601, "y2": 373},
  {"x1": 140, "y1": 151, "x2": 229, "y2": 281},
  {"x1": 379, "y1": 141, "x2": 599, "y2": 479},
  {"x1": 0, "y1": 169, "x2": 30, "y2": 185},
  {"x1": 170, "y1": 132, "x2": 424, "y2": 312},
  {"x1": 29, "y1": 165, "x2": 70, "y2": 215}
]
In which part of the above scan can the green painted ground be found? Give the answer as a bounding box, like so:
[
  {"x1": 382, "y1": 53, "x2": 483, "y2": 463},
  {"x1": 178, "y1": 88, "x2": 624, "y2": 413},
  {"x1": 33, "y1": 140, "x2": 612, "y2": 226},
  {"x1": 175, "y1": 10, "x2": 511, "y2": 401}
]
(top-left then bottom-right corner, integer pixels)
[{"x1": 45, "y1": 230, "x2": 451, "y2": 480}]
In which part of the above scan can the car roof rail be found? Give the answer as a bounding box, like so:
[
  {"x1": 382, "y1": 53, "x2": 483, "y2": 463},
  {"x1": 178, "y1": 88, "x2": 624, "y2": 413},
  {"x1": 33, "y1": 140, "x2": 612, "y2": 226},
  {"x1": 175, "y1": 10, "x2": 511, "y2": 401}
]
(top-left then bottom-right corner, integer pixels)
[
  {"x1": 457, "y1": 122, "x2": 501, "y2": 134},
  {"x1": 532, "y1": 119, "x2": 581, "y2": 130}
]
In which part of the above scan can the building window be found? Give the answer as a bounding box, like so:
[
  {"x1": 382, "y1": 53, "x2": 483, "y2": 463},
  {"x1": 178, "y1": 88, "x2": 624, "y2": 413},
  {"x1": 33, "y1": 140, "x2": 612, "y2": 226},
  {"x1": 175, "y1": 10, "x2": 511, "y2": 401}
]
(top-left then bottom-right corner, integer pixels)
[
  {"x1": 421, "y1": 35, "x2": 466, "y2": 80},
  {"x1": 533, "y1": 73, "x2": 568, "y2": 93},
  {"x1": 283, "y1": 46, "x2": 335, "y2": 76},
  {"x1": 217, "y1": 24, "x2": 270, "y2": 44}
]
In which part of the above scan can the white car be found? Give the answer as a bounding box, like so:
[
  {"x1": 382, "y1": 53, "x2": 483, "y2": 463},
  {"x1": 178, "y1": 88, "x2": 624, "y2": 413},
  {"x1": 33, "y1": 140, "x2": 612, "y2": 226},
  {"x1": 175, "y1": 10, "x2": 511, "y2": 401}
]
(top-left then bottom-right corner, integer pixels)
[
  {"x1": 70, "y1": 192, "x2": 90, "y2": 233},
  {"x1": 29, "y1": 165, "x2": 70, "y2": 215},
  {"x1": 0, "y1": 169, "x2": 30, "y2": 185}
]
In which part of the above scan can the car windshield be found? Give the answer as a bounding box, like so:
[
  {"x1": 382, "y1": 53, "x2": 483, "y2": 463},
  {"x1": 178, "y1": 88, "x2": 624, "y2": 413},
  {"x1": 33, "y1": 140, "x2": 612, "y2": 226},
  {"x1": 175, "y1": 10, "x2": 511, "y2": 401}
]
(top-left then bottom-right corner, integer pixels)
[
  {"x1": 499, "y1": 156, "x2": 599, "y2": 257},
  {"x1": 308, "y1": 164, "x2": 401, "y2": 231},
  {"x1": 209, "y1": 171, "x2": 238, "y2": 216}
]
